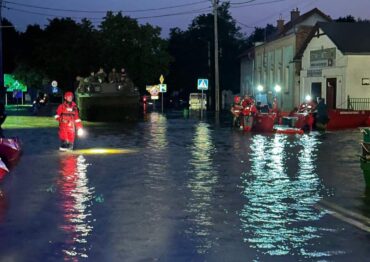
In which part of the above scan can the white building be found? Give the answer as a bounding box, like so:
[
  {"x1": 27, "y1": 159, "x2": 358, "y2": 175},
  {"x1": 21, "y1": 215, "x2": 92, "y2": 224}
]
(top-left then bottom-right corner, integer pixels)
[
  {"x1": 240, "y1": 8, "x2": 331, "y2": 110},
  {"x1": 297, "y1": 22, "x2": 370, "y2": 110}
]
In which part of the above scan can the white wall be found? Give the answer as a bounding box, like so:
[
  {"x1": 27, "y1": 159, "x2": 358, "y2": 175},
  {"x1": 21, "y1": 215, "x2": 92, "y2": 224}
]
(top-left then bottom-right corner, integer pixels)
[
  {"x1": 346, "y1": 56, "x2": 370, "y2": 98},
  {"x1": 300, "y1": 28, "x2": 348, "y2": 108},
  {"x1": 253, "y1": 34, "x2": 296, "y2": 110}
]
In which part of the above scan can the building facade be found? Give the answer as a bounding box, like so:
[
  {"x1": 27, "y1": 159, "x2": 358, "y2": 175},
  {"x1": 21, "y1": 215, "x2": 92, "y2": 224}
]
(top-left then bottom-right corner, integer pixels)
[
  {"x1": 298, "y1": 22, "x2": 370, "y2": 110},
  {"x1": 240, "y1": 8, "x2": 331, "y2": 110}
]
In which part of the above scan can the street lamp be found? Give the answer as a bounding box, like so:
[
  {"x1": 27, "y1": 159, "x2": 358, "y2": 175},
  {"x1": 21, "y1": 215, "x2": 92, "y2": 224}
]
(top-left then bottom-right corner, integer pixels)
[
  {"x1": 274, "y1": 84, "x2": 281, "y2": 93},
  {"x1": 274, "y1": 84, "x2": 282, "y2": 109},
  {"x1": 305, "y1": 94, "x2": 312, "y2": 102},
  {"x1": 256, "y1": 85, "x2": 264, "y2": 103}
]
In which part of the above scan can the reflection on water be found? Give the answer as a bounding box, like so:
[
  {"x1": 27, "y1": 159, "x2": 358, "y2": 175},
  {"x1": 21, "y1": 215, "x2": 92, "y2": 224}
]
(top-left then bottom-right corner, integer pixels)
[
  {"x1": 240, "y1": 134, "x2": 338, "y2": 258},
  {"x1": 147, "y1": 113, "x2": 168, "y2": 151},
  {"x1": 186, "y1": 122, "x2": 217, "y2": 254},
  {"x1": 145, "y1": 112, "x2": 169, "y2": 189},
  {"x1": 58, "y1": 155, "x2": 94, "y2": 260}
]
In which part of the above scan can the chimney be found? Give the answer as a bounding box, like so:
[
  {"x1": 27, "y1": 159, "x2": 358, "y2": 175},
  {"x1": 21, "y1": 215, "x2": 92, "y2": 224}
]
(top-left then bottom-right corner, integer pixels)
[
  {"x1": 277, "y1": 15, "x2": 284, "y2": 33},
  {"x1": 290, "y1": 8, "x2": 300, "y2": 21}
]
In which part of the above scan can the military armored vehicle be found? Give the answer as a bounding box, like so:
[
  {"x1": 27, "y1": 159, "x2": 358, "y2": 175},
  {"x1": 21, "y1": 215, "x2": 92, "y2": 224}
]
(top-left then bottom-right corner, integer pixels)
[{"x1": 75, "y1": 77, "x2": 140, "y2": 121}]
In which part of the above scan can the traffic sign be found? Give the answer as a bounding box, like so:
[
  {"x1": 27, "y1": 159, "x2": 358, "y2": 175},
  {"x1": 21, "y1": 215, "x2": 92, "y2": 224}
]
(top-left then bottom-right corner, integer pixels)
[
  {"x1": 159, "y1": 84, "x2": 167, "y2": 93},
  {"x1": 197, "y1": 79, "x2": 208, "y2": 90},
  {"x1": 159, "y1": 75, "x2": 164, "y2": 84},
  {"x1": 146, "y1": 85, "x2": 160, "y2": 100}
]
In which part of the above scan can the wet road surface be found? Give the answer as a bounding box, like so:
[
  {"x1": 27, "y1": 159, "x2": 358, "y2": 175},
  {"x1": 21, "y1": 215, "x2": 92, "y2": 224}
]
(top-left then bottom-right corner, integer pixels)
[{"x1": 0, "y1": 111, "x2": 369, "y2": 261}]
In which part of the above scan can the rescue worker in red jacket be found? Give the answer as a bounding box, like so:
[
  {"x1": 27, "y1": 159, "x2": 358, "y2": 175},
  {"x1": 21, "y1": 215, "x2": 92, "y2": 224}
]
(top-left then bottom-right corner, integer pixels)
[
  {"x1": 55, "y1": 92, "x2": 84, "y2": 151},
  {"x1": 231, "y1": 95, "x2": 243, "y2": 127},
  {"x1": 240, "y1": 95, "x2": 258, "y2": 131}
]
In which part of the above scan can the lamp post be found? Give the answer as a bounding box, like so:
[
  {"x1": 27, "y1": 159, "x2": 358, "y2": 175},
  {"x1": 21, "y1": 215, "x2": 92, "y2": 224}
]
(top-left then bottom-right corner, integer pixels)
[{"x1": 213, "y1": 0, "x2": 220, "y2": 112}]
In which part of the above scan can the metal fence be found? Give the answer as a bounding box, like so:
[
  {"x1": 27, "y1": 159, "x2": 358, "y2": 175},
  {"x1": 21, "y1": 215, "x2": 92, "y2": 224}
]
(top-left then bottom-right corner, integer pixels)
[{"x1": 347, "y1": 96, "x2": 370, "y2": 110}]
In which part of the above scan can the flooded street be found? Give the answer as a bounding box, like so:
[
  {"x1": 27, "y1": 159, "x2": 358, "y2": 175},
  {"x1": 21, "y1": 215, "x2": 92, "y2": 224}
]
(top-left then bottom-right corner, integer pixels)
[{"x1": 0, "y1": 111, "x2": 369, "y2": 261}]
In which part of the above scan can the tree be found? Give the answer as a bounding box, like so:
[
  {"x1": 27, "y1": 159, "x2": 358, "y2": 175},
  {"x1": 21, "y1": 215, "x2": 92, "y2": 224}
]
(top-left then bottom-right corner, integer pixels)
[
  {"x1": 39, "y1": 18, "x2": 100, "y2": 90},
  {"x1": 1, "y1": 18, "x2": 19, "y2": 73},
  {"x1": 15, "y1": 18, "x2": 100, "y2": 92},
  {"x1": 13, "y1": 64, "x2": 47, "y2": 91},
  {"x1": 246, "y1": 24, "x2": 277, "y2": 47},
  {"x1": 336, "y1": 15, "x2": 370, "y2": 23},
  {"x1": 99, "y1": 12, "x2": 171, "y2": 93},
  {"x1": 167, "y1": 2, "x2": 247, "y2": 106},
  {"x1": 336, "y1": 15, "x2": 356, "y2": 22}
]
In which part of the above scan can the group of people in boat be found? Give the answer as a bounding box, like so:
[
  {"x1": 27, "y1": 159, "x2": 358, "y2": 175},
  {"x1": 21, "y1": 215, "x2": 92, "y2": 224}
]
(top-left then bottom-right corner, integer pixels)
[
  {"x1": 230, "y1": 95, "x2": 260, "y2": 129},
  {"x1": 231, "y1": 94, "x2": 329, "y2": 131}
]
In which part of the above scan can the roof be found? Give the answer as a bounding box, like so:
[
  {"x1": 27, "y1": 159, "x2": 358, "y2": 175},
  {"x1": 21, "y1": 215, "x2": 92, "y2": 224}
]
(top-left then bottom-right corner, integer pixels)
[
  {"x1": 239, "y1": 8, "x2": 331, "y2": 58},
  {"x1": 295, "y1": 22, "x2": 370, "y2": 60},
  {"x1": 319, "y1": 22, "x2": 370, "y2": 54},
  {"x1": 279, "y1": 8, "x2": 331, "y2": 36}
]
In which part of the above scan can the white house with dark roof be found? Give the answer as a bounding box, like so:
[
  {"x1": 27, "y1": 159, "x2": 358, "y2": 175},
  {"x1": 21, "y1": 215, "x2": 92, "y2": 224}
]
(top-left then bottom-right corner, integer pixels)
[
  {"x1": 239, "y1": 8, "x2": 331, "y2": 110},
  {"x1": 297, "y1": 22, "x2": 370, "y2": 110}
]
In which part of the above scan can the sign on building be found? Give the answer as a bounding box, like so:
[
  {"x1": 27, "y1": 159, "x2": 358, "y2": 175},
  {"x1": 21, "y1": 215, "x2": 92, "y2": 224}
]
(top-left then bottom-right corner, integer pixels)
[
  {"x1": 307, "y1": 69, "x2": 322, "y2": 77},
  {"x1": 310, "y1": 48, "x2": 336, "y2": 68}
]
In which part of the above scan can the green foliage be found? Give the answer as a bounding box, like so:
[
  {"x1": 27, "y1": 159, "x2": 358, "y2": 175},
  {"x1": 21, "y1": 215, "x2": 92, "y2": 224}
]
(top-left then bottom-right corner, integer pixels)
[
  {"x1": 12, "y1": 14, "x2": 170, "y2": 94},
  {"x1": 1, "y1": 19, "x2": 19, "y2": 73},
  {"x1": 98, "y1": 12, "x2": 170, "y2": 93},
  {"x1": 167, "y1": 2, "x2": 247, "y2": 102},
  {"x1": 336, "y1": 15, "x2": 370, "y2": 23},
  {"x1": 13, "y1": 64, "x2": 47, "y2": 90},
  {"x1": 336, "y1": 15, "x2": 356, "y2": 22},
  {"x1": 246, "y1": 24, "x2": 277, "y2": 47}
]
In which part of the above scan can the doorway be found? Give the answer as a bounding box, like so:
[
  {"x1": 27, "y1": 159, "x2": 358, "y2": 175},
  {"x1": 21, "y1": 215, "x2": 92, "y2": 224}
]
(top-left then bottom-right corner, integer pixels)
[{"x1": 326, "y1": 78, "x2": 337, "y2": 109}]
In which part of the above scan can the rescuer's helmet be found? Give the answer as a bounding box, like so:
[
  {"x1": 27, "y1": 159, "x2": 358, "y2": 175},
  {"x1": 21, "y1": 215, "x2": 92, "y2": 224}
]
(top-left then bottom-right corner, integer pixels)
[
  {"x1": 64, "y1": 91, "x2": 74, "y2": 100},
  {"x1": 234, "y1": 95, "x2": 241, "y2": 104}
]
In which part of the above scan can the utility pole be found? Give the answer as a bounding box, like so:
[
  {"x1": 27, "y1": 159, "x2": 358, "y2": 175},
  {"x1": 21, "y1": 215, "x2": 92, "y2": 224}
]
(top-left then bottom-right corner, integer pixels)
[
  {"x1": 213, "y1": 0, "x2": 220, "y2": 112},
  {"x1": 207, "y1": 41, "x2": 212, "y2": 108},
  {"x1": 0, "y1": 0, "x2": 4, "y2": 103}
]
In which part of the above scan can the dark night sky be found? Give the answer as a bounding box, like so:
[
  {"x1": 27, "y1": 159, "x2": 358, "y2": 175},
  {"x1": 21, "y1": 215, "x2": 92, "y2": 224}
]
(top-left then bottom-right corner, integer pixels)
[{"x1": 2, "y1": 0, "x2": 370, "y2": 37}]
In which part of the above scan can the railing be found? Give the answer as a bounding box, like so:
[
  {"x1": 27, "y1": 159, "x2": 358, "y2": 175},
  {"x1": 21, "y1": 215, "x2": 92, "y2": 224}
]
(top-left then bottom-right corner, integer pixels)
[{"x1": 347, "y1": 96, "x2": 370, "y2": 110}]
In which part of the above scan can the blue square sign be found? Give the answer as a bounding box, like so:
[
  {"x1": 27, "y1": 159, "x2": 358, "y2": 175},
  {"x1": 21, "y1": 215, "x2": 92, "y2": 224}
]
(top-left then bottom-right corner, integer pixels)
[{"x1": 197, "y1": 79, "x2": 208, "y2": 90}]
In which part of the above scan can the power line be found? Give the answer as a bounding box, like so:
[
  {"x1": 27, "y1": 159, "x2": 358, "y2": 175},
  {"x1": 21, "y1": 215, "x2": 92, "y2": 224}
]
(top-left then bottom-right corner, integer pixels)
[
  {"x1": 3, "y1": 0, "x2": 210, "y2": 14},
  {"x1": 230, "y1": 0, "x2": 286, "y2": 8},
  {"x1": 4, "y1": 6, "x2": 103, "y2": 20},
  {"x1": 3, "y1": 5, "x2": 212, "y2": 21},
  {"x1": 227, "y1": 0, "x2": 257, "y2": 5},
  {"x1": 235, "y1": 20, "x2": 255, "y2": 28},
  {"x1": 136, "y1": 7, "x2": 211, "y2": 19}
]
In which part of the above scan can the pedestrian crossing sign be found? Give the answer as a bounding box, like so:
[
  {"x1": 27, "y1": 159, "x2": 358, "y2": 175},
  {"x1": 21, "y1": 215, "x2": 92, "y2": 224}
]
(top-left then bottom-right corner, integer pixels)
[{"x1": 197, "y1": 79, "x2": 208, "y2": 90}]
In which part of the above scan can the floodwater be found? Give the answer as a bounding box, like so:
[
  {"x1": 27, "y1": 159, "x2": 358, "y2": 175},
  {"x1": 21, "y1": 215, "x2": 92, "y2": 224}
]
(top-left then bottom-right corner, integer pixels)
[{"x1": 0, "y1": 111, "x2": 369, "y2": 261}]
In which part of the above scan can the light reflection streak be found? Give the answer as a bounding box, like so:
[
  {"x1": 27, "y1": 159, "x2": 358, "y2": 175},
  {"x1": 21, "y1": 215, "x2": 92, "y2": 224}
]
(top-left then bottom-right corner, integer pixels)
[
  {"x1": 240, "y1": 133, "x2": 339, "y2": 258},
  {"x1": 147, "y1": 113, "x2": 168, "y2": 151},
  {"x1": 58, "y1": 155, "x2": 94, "y2": 260},
  {"x1": 186, "y1": 122, "x2": 217, "y2": 254}
]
